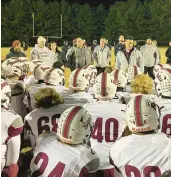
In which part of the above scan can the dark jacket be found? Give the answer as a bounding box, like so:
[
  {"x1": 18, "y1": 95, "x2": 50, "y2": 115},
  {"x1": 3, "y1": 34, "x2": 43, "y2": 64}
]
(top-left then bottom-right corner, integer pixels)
[
  {"x1": 6, "y1": 48, "x2": 26, "y2": 59},
  {"x1": 114, "y1": 43, "x2": 125, "y2": 56},
  {"x1": 56, "y1": 49, "x2": 67, "y2": 65},
  {"x1": 165, "y1": 46, "x2": 171, "y2": 64},
  {"x1": 91, "y1": 44, "x2": 98, "y2": 53}
]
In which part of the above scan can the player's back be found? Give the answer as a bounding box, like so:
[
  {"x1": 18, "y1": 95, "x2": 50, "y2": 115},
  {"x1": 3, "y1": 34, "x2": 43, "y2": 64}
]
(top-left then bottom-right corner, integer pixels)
[
  {"x1": 64, "y1": 91, "x2": 94, "y2": 104},
  {"x1": 110, "y1": 133, "x2": 171, "y2": 177},
  {"x1": 84, "y1": 101, "x2": 126, "y2": 170},
  {"x1": 30, "y1": 132, "x2": 99, "y2": 177},
  {"x1": 156, "y1": 98, "x2": 171, "y2": 136},
  {"x1": 25, "y1": 103, "x2": 82, "y2": 146}
]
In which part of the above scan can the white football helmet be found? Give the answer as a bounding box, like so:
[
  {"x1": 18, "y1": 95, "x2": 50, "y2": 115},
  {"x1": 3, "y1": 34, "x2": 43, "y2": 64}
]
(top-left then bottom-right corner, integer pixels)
[
  {"x1": 155, "y1": 69, "x2": 171, "y2": 97},
  {"x1": 153, "y1": 64, "x2": 163, "y2": 77},
  {"x1": 44, "y1": 68, "x2": 63, "y2": 86},
  {"x1": 93, "y1": 72, "x2": 117, "y2": 100},
  {"x1": 83, "y1": 65, "x2": 97, "y2": 86},
  {"x1": 69, "y1": 68, "x2": 89, "y2": 91},
  {"x1": 1, "y1": 79, "x2": 11, "y2": 109},
  {"x1": 163, "y1": 63, "x2": 171, "y2": 70},
  {"x1": 2, "y1": 58, "x2": 24, "y2": 77},
  {"x1": 125, "y1": 95, "x2": 159, "y2": 133},
  {"x1": 110, "y1": 69, "x2": 127, "y2": 88},
  {"x1": 56, "y1": 69, "x2": 65, "y2": 85},
  {"x1": 127, "y1": 66, "x2": 142, "y2": 83},
  {"x1": 34, "y1": 64, "x2": 51, "y2": 80},
  {"x1": 57, "y1": 106, "x2": 93, "y2": 145}
]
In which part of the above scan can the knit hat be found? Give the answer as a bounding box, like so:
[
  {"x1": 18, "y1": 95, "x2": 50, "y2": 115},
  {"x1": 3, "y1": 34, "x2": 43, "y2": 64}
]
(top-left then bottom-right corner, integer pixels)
[{"x1": 12, "y1": 40, "x2": 21, "y2": 48}]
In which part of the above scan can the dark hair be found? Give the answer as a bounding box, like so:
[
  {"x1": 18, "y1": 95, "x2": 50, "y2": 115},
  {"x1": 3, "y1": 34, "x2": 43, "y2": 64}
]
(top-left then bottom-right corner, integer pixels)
[
  {"x1": 52, "y1": 61, "x2": 63, "y2": 70},
  {"x1": 48, "y1": 41, "x2": 58, "y2": 51}
]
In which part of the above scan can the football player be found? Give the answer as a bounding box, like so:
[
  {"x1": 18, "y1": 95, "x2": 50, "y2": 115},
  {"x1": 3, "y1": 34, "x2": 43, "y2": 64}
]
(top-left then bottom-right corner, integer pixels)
[
  {"x1": 1, "y1": 57, "x2": 29, "y2": 117},
  {"x1": 110, "y1": 95, "x2": 171, "y2": 177},
  {"x1": 25, "y1": 87, "x2": 80, "y2": 147},
  {"x1": 25, "y1": 63, "x2": 51, "y2": 111},
  {"x1": 64, "y1": 68, "x2": 94, "y2": 104},
  {"x1": 1, "y1": 79, "x2": 23, "y2": 177},
  {"x1": 84, "y1": 72, "x2": 126, "y2": 177},
  {"x1": 30, "y1": 106, "x2": 100, "y2": 177},
  {"x1": 44, "y1": 68, "x2": 73, "y2": 98},
  {"x1": 154, "y1": 68, "x2": 171, "y2": 136}
]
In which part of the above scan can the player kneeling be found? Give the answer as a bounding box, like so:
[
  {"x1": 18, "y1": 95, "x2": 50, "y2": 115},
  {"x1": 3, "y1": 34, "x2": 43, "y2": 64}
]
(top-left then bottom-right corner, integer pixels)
[
  {"x1": 110, "y1": 95, "x2": 171, "y2": 177},
  {"x1": 30, "y1": 106, "x2": 99, "y2": 177}
]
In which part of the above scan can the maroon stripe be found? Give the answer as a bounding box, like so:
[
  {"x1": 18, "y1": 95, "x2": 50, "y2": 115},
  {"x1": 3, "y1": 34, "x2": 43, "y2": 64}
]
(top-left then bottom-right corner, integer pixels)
[
  {"x1": 63, "y1": 106, "x2": 82, "y2": 138},
  {"x1": 101, "y1": 73, "x2": 107, "y2": 96},
  {"x1": 134, "y1": 95, "x2": 143, "y2": 127},
  {"x1": 5, "y1": 126, "x2": 23, "y2": 144},
  {"x1": 134, "y1": 66, "x2": 138, "y2": 78},
  {"x1": 73, "y1": 69, "x2": 82, "y2": 87},
  {"x1": 114, "y1": 69, "x2": 119, "y2": 82},
  {"x1": 165, "y1": 69, "x2": 171, "y2": 74},
  {"x1": 159, "y1": 64, "x2": 163, "y2": 68}
]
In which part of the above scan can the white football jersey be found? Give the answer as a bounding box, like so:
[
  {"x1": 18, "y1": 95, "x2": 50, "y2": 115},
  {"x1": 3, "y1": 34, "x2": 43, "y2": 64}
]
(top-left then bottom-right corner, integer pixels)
[
  {"x1": 110, "y1": 133, "x2": 171, "y2": 177},
  {"x1": 1, "y1": 108, "x2": 23, "y2": 169},
  {"x1": 30, "y1": 132, "x2": 99, "y2": 177},
  {"x1": 25, "y1": 104, "x2": 82, "y2": 147},
  {"x1": 84, "y1": 101, "x2": 126, "y2": 170},
  {"x1": 64, "y1": 91, "x2": 94, "y2": 104},
  {"x1": 155, "y1": 98, "x2": 171, "y2": 136},
  {"x1": 25, "y1": 75, "x2": 37, "y2": 86},
  {"x1": 46, "y1": 85, "x2": 73, "y2": 98}
]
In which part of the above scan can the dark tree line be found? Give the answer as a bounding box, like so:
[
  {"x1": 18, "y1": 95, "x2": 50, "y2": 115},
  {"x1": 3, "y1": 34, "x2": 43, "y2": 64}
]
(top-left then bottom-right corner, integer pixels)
[{"x1": 1, "y1": 0, "x2": 171, "y2": 46}]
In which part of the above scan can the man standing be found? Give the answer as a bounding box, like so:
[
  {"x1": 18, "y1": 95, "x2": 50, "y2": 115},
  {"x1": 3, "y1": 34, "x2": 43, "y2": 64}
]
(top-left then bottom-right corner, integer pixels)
[
  {"x1": 6, "y1": 40, "x2": 26, "y2": 59},
  {"x1": 165, "y1": 38, "x2": 171, "y2": 64},
  {"x1": 66, "y1": 37, "x2": 91, "y2": 71},
  {"x1": 140, "y1": 37, "x2": 160, "y2": 79},
  {"x1": 92, "y1": 37, "x2": 111, "y2": 75},
  {"x1": 31, "y1": 36, "x2": 53, "y2": 66},
  {"x1": 114, "y1": 35, "x2": 125, "y2": 56},
  {"x1": 116, "y1": 36, "x2": 144, "y2": 72}
]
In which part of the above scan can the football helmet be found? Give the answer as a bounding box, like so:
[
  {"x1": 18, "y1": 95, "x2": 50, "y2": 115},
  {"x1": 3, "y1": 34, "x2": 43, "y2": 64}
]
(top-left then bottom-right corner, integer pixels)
[
  {"x1": 163, "y1": 63, "x2": 171, "y2": 70},
  {"x1": 153, "y1": 64, "x2": 163, "y2": 77},
  {"x1": 1, "y1": 79, "x2": 11, "y2": 109},
  {"x1": 57, "y1": 106, "x2": 93, "y2": 145},
  {"x1": 83, "y1": 65, "x2": 97, "y2": 86},
  {"x1": 127, "y1": 66, "x2": 142, "y2": 83},
  {"x1": 93, "y1": 72, "x2": 117, "y2": 100},
  {"x1": 56, "y1": 69, "x2": 65, "y2": 85},
  {"x1": 2, "y1": 58, "x2": 24, "y2": 77},
  {"x1": 34, "y1": 64, "x2": 51, "y2": 80},
  {"x1": 44, "y1": 68, "x2": 63, "y2": 86},
  {"x1": 69, "y1": 68, "x2": 89, "y2": 91},
  {"x1": 110, "y1": 69, "x2": 127, "y2": 88},
  {"x1": 125, "y1": 95, "x2": 159, "y2": 133},
  {"x1": 155, "y1": 69, "x2": 171, "y2": 97}
]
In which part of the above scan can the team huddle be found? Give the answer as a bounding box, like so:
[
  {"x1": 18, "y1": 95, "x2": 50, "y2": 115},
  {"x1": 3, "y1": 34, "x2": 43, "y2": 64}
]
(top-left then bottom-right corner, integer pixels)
[{"x1": 1, "y1": 55, "x2": 171, "y2": 177}]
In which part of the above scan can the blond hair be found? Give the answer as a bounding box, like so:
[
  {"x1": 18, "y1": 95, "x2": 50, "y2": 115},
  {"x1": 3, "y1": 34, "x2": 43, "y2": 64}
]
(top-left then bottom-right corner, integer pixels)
[
  {"x1": 131, "y1": 74, "x2": 153, "y2": 94},
  {"x1": 35, "y1": 87, "x2": 64, "y2": 108},
  {"x1": 37, "y1": 36, "x2": 46, "y2": 43}
]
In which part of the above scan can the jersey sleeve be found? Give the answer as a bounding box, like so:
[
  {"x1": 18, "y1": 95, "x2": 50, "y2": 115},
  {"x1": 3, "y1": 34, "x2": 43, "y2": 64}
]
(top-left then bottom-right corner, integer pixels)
[
  {"x1": 80, "y1": 146, "x2": 99, "y2": 173},
  {"x1": 6, "y1": 116, "x2": 24, "y2": 144}
]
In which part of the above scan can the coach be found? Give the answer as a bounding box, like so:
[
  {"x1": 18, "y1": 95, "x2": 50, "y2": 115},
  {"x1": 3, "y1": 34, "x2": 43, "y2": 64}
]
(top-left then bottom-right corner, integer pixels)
[
  {"x1": 140, "y1": 37, "x2": 160, "y2": 79},
  {"x1": 116, "y1": 36, "x2": 144, "y2": 72}
]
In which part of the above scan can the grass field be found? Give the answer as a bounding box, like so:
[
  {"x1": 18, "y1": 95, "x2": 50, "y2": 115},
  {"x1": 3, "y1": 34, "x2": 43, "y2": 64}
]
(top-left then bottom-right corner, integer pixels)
[{"x1": 1, "y1": 47, "x2": 168, "y2": 87}]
